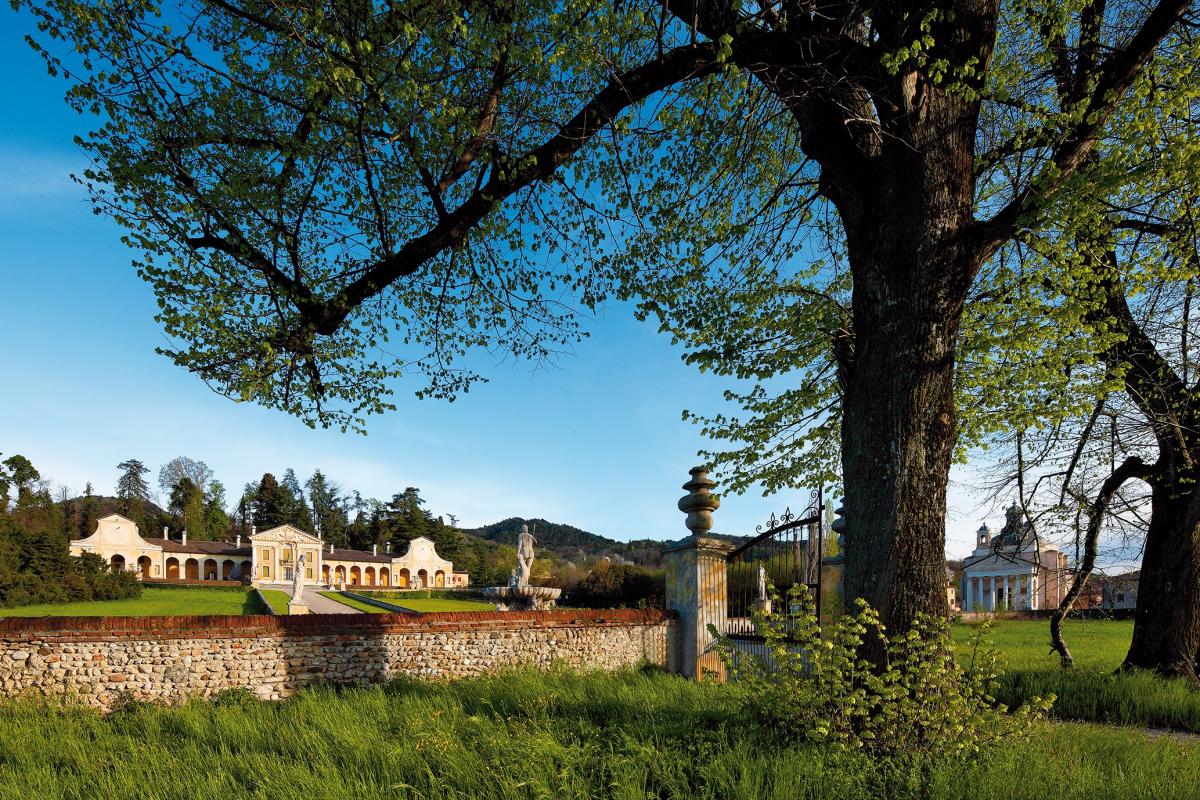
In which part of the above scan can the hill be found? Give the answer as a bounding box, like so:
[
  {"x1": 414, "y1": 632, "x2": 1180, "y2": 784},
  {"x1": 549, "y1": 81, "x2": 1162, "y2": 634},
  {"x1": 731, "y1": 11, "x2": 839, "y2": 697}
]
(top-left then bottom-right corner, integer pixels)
[{"x1": 465, "y1": 518, "x2": 669, "y2": 567}]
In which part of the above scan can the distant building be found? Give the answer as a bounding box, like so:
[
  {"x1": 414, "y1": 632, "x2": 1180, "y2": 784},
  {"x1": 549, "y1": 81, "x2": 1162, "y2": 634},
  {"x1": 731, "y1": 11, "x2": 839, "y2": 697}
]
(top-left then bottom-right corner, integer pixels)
[
  {"x1": 70, "y1": 514, "x2": 468, "y2": 589},
  {"x1": 946, "y1": 566, "x2": 959, "y2": 611},
  {"x1": 961, "y1": 504, "x2": 1068, "y2": 612},
  {"x1": 1101, "y1": 571, "x2": 1140, "y2": 610}
]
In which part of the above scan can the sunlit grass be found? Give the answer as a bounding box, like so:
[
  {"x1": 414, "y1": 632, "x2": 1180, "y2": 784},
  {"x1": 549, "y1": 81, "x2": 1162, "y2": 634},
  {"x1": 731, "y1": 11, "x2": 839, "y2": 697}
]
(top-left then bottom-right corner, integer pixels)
[
  {"x1": 0, "y1": 669, "x2": 1193, "y2": 800},
  {"x1": 0, "y1": 587, "x2": 264, "y2": 617}
]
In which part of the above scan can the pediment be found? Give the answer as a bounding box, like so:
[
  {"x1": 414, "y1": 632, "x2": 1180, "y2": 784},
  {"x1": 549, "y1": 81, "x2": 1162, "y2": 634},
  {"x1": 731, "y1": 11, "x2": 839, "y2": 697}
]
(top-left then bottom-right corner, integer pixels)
[
  {"x1": 71, "y1": 515, "x2": 161, "y2": 551},
  {"x1": 963, "y1": 553, "x2": 1036, "y2": 574},
  {"x1": 251, "y1": 524, "x2": 321, "y2": 545}
]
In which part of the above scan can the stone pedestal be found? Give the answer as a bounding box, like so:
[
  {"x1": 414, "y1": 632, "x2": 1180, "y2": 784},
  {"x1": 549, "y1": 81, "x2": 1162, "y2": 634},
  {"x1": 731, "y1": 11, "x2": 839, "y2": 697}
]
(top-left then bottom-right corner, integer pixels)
[
  {"x1": 753, "y1": 598, "x2": 773, "y2": 616},
  {"x1": 665, "y1": 466, "x2": 733, "y2": 681},
  {"x1": 665, "y1": 535, "x2": 734, "y2": 680},
  {"x1": 287, "y1": 601, "x2": 310, "y2": 615}
]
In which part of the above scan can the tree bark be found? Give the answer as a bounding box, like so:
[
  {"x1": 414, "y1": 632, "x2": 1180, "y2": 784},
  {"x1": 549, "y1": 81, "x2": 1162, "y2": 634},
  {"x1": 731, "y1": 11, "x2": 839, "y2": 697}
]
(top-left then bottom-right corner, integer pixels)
[
  {"x1": 836, "y1": 104, "x2": 983, "y2": 635},
  {"x1": 1123, "y1": 474, "x2": 1200, "y2": 681}
]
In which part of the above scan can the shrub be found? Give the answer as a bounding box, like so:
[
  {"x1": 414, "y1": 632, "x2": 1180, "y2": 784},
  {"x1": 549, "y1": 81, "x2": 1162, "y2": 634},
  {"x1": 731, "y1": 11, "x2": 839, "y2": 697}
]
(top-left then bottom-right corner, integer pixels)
[
  {"x1": 565, "y1": 562, "x2": 664, "y2": 608},
  {"x1": 712, "y1": 585, "x2": 1052, "y2": 759}
]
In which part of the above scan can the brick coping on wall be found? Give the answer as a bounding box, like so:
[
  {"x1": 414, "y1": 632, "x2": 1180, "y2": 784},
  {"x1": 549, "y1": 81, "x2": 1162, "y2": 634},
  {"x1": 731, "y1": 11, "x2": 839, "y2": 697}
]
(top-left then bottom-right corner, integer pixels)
[{"x1": 0, "y1": 608, "x2": 675, "y2": 641}]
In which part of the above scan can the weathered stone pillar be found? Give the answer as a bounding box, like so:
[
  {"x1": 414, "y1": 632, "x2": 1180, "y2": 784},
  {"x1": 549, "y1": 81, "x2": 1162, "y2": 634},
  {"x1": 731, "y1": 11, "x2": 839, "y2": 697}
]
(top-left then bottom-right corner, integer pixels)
[
  {"x1": 820, "y1": 505, "x2": 847, "y2": 624},
  {"x1": 664, "y1": 467, "x2": 733, "y2": 681}
]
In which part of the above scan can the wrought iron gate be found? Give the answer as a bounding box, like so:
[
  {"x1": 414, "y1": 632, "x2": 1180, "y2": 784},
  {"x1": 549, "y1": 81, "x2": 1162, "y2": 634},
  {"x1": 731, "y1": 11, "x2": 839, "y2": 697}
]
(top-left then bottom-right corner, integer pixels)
[{"x1": 723, "y1": 488, "x2": 824, "y2": 642}]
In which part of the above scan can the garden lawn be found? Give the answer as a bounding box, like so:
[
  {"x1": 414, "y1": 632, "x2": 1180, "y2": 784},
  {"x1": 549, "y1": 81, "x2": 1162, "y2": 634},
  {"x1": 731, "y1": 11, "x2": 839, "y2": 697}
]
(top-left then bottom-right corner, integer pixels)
[
  {"x1": 0, "y1": 587, "x2": 264, "y2": 617},
  {"x1": 258, "y1": 590, "x2": 292, "y2": 615},
  {"x1": 386, "y1": 597, "x2": 495, "y2": 612},
  {"x1": 955, "y1": 619, "x2": 1200, "y2": 732},
  {"x1": 318, "y1": 591, "x2": 389, "y2": 613},
  {"x1": 0, "y1": 669, "x2": 1194, "y2": 800}
]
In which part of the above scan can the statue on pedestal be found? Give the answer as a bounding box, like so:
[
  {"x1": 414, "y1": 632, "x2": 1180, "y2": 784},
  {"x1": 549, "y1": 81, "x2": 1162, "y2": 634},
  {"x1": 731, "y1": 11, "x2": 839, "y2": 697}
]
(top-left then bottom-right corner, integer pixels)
[
  {"x1": 516, "y1": 524, "x2": 536, "y2": 587},
  {"x1": 292, "y1": 553, "x2": 305, "y2": 600}
]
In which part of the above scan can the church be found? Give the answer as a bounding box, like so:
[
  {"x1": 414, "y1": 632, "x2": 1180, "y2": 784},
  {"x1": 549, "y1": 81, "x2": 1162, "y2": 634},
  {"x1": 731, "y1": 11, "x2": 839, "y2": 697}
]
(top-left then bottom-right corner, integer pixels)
[
  {"x1": 960, "y1": 504, "x2": 1069, "y2": 612},
  {"x1": 69, "y1": 515, "x2": 469, "y2": 590}
]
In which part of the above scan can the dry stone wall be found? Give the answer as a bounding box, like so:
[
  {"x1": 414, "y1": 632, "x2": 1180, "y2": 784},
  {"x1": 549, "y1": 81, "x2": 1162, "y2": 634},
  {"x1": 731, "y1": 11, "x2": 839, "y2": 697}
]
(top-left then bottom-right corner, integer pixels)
[{"x1": 0, "y1": 609, "x2": 676, "y2": 709}]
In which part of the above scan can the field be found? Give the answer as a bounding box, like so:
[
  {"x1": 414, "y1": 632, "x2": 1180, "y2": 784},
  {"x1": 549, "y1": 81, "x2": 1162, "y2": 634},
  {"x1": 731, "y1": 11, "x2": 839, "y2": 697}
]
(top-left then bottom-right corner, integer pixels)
[
  {"x1": 956, "y1": 619, "x2": 1200, "y2": 731},
  {"x1": 0, "y1": 668, "x2": 1194, "y2": 800},
  {"x1": 0, "y1": 587, "x2": 265, "y2": 617}
]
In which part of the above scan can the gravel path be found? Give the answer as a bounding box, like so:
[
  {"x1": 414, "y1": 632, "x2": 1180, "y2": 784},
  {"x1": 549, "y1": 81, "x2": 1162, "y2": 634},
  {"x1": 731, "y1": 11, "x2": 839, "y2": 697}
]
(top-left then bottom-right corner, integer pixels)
[{"x1": 300, "y1": 587, "x2": 362, "y2": 614}]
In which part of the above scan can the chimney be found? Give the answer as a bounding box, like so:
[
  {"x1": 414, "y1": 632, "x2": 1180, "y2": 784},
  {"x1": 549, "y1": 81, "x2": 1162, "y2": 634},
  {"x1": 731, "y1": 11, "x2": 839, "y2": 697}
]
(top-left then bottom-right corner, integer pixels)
[
  {"x1": 162, "y1": 526, "x2": 169, "y2": 540},
  {"x1": 251, "y1": 525, "x2": 257, "y2": 536},
  {"x1": 372, "y1": 544, "x2": 378, "y2": 556},
  {"x1": 386, "y1": 541, "x2": 391, "y2": 553},
  {"x1": 236, "y1": 534, "x2": 241, "y2": 548},
  {"x1": 181, "y1": 530, "x2": 188, "y2": 546}
]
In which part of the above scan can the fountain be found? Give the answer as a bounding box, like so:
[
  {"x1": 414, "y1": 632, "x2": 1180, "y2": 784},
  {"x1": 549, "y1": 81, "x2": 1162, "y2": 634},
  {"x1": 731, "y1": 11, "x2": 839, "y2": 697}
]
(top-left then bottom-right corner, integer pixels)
[{"x1": 482, "y1": 524, "x2": 562, "y2": 610}]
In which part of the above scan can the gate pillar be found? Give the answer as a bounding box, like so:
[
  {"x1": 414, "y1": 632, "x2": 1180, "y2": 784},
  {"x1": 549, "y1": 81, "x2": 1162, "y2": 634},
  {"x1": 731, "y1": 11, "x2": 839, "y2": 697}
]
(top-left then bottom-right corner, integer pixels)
[{"x1": 665, "y1": 466, "x2": 734, "y2": 680}]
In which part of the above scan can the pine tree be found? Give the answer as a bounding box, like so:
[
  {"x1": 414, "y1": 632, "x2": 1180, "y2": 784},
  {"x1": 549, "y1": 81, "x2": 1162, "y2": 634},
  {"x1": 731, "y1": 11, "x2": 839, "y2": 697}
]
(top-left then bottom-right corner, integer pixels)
[
  {"x1": 306, "y1": 470, "x2": 347, "y2": 546},
  {"x1": 252, "y1": 473, "x2": 292, "y2": 530},
  {"x1": 114, "y1": 459, "x2": 150, "y2": 519}
]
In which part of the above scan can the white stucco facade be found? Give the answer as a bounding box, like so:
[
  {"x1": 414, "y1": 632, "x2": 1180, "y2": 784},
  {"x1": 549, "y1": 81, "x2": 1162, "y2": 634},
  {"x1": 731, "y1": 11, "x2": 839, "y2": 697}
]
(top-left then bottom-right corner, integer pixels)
[
  {"x1": 70, "y1": 515, "x2": 468, "y2": 589},
  {"x1": 961, "y1": 505, "x2": 1068, "y2": 612}
]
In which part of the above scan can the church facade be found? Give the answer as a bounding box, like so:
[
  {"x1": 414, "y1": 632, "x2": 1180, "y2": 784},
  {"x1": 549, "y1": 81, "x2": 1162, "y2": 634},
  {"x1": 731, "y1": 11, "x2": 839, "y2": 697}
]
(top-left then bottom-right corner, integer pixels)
[
  {"x1": 70, "y1": 515, "x2": 468, "y2": 589},
  {"x1": 960, "y1": 505, "x2": 1069, "y2": 612}
]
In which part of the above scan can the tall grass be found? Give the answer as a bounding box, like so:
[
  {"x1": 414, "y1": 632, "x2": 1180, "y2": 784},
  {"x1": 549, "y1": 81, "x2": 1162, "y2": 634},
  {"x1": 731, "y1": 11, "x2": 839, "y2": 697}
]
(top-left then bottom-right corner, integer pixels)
[
  {"x1": 0, "y1": 669, "x2": 1193, "y2": 800},
  {"x1": 954, "y1": 620, "x2": 1200, "y2": 732}
]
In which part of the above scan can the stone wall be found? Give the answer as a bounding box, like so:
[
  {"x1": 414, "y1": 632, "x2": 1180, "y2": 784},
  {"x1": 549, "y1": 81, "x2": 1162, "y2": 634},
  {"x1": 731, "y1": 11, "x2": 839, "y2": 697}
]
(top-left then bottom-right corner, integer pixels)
[{"x1": 0, "y1": 609, "x2": 676, "y2": 709}]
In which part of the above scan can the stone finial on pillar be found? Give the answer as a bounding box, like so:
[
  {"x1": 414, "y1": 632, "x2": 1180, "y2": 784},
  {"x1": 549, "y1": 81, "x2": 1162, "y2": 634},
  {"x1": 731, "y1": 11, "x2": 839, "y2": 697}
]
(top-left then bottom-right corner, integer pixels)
[
  {"x1": 665, "y1": 466, "x2": 733, "y2": 681},
  {"x1": 678, "y1": 466, "x2": 720, "y2": 534}
]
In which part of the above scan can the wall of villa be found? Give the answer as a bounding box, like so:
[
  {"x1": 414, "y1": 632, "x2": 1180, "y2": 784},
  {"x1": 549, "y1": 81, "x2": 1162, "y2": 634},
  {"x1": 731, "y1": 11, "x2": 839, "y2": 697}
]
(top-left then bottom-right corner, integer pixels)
[{"x1": 0, "y1": 609, "x2": 677, "y2": 709}]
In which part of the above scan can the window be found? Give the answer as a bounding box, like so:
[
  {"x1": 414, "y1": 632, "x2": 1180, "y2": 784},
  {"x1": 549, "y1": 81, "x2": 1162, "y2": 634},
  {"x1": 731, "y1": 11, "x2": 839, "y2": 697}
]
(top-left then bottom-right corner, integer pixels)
[
  {"x1": 1117, "y1": 592, "x2": 1125, "y2": 603},
  {"x1": 306, "y1": 567, "x2": 313, "y2": 579},
  {"x1": 260, "y1": 547, "x2": 273, "y2": 562},
  {"x1": 261, "y1": 565, "x2": 270, "y2": 578}
]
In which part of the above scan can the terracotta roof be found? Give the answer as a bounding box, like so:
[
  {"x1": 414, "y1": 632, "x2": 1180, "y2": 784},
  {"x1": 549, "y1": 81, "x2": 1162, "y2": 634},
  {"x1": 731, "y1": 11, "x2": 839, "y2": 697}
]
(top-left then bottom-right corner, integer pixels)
[
  {"x1": 322, "y1": 548, "x2": 395, "y2": 564},
  {"x1": 142, "y1": 538, "x2": 252, "y2": 557}
]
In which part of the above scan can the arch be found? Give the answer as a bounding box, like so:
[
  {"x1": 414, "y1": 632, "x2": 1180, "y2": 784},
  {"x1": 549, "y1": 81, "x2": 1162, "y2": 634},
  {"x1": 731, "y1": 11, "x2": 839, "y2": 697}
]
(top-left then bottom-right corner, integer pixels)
[
  {"x1": 322, "y1": 564, "x2": 331, "y2": 584},
  {"x1": 166, "y1": 557, "x2": 180, "y2": 579},
  {"x1": 137, "y1": 555, "x2": 152, "y2": 579},
  {"x1": 349, "y1": 566, "x2": 361, "y2": 586},
  {"x1": 417, "y1": 569, "x2": 428, "y2": 589},
  {"x1": 184, "y1": 558, "x2": 199, "y2": 580},
  {"x1": 379, "y1": 568, "x2": 390, "y2": 586},
  {"x1": 435, "y1": 570, "x2": 446, "y2": 588},
  {"x1": 239, "y1": 560, "x2": 252, "y2": 581},
  {"x1": 334, "y1": 565, "x2": 346, "y2": 586},
  {"x1": 203, "y1": 558, "x2": 219, "y2": 581},
  {"x1": 365, "y1": 566, "x2": 376, "y2": 586},
  {"x1": 110, "y1": 554, "x2": 126, "y2": 572},
  {"x1": 222, "y1": 560, "x2": 234, "y2": 579},
  {"x1": 398, "y1": 568, "x2": 410, "y2": 589}
]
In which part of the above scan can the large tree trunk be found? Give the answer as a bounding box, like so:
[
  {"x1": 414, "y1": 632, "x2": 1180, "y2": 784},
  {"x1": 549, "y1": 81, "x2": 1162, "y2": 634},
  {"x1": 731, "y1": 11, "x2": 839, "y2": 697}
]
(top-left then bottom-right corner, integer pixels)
[
  {"x1": 1123, "y1": 474, "x2": 1200, "y2": 681},
  {"x1": 835, "y1": 99, "x2": 982, "y2": 634}
]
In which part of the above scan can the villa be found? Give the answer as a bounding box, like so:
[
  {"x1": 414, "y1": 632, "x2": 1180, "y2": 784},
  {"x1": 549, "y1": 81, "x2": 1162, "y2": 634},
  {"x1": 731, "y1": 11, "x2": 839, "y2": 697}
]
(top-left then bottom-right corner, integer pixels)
[
  {"x1": 960, "y1": 504, "x2": 1069, "y2": 612},
  {"x1": 70, "y1": 514, "x2": 468, "y2": 590}
]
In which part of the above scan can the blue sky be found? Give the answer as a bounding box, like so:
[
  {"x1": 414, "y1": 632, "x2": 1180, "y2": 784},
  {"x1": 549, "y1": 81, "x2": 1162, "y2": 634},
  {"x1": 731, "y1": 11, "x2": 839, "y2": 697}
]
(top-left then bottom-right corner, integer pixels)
[{"x1": 0, "y1": 10, "x2": 994, "y2": 555}]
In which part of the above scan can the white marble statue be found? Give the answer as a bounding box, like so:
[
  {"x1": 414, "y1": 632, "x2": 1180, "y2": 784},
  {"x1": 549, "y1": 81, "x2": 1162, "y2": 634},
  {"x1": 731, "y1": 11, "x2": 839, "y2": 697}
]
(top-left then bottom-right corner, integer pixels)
[
  {"x1": 756, "y1": 564, "x2": 768, "y2": 601},
  {"x1": 292, "y1": 553, "x2": 305, "y2": 600},
  {"x1": 516, "y1": 524, "x2": 536, "y2": 587},
  {"x1": 507, "y1": 569, "x2": 519, "y2": 589}
]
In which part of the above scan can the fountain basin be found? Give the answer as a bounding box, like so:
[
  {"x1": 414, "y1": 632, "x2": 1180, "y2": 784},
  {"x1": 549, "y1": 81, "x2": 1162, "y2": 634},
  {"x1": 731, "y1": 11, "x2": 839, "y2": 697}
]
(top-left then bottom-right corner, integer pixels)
[{"x1": 482, "y1": 585, "x2": 562, "y2": 611}]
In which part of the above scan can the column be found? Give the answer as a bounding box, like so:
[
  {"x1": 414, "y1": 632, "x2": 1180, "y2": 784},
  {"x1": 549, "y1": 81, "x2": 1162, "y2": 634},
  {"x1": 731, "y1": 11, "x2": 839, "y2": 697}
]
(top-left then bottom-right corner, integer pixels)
[
  {"x1": 985, "y1": 576, "x2": 994, "y2": 611},
  {"x1": 1030, "y1": 573, "x2": 1039, "y2": 610},
  {"x1": 963, "y1": 575, "x2": 972, "y2": 612},
  {"x1": 664, "y1": 466, "x2": 733, "y2": 681}
]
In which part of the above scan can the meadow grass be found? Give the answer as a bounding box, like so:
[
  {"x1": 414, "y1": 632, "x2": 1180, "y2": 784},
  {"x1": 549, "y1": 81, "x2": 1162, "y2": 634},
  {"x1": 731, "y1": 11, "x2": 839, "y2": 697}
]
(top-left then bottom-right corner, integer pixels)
[
  {"x1": 257, "y1": 590, "x2": 292, "y2": 615},
  {"x1": 0, "y1": 587, "x2": 263, "y2": 617},
  {"x1": 955, "y1": 619, "x2": 1200, "y2": 731},
  {"x1": 0, "y1": 668, "x2": 1193, "y2": 800}
]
